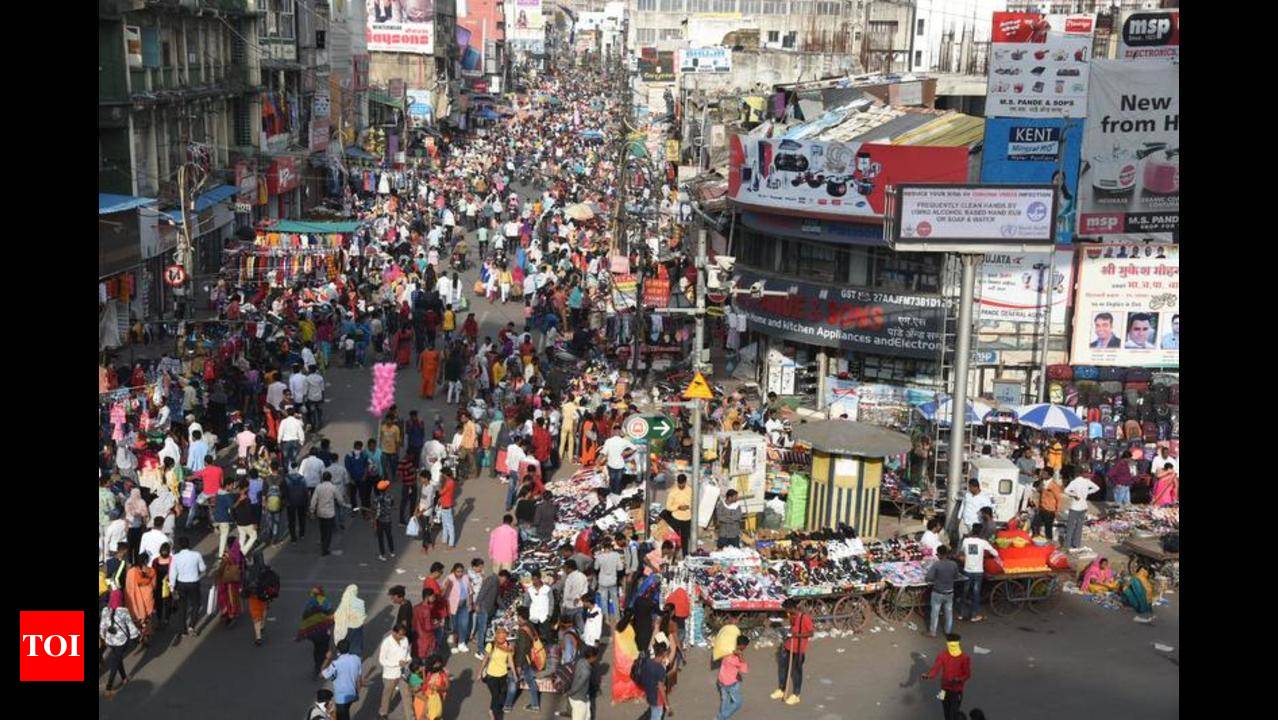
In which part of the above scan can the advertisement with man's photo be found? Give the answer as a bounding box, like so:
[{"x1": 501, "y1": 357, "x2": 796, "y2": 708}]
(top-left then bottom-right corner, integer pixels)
[
  {"x1": 1076, "y1": 61, "x2": 1179, "y2": 238},
  {"x1": 1070, "y1": 245, "x2": 1178, "y2": 367}
]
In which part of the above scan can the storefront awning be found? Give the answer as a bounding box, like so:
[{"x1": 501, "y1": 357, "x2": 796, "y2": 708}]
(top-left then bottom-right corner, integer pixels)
[
  {"x1": 161, "y1": 185, "x2": 238, "y2": 224},
  {"x1": 265, "y1": 220, "x2": 364, "y2": 234},
  {"x1": 99, "y1": 193, "x2": 157, "y2": 215},
  {"x1": 368, "y1": 90, "x2": 405, "y2": 109}
]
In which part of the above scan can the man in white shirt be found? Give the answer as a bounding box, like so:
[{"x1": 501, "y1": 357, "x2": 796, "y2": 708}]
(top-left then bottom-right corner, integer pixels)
[
  {"x1": 504, "y1": 440, "x2": 527, "y2": 510},
  {"x1": 301, "y1": 343, "x2": 317, "y2": 370},
  {"x1": 919, "y1": 517, "x2": 944, "y2": 557},
  {"x1": 305, "y1": 367, "x2": 326, "y2": 429},
  {"x1": 580, "y1": 594, "x2": 603, "y2": 648},
  {"x1": 1153, "y1": 445, "x2": 1179, "y2": 476},
  {"x1": 560, "y1": 560, "x2": 589, "y2": 629},
  {"x1": 376, "y1": 624, "x2": 414, "y2": 720},
  {"x1": 299, "y1": 452, "x2": 327, "y2": 491},
  {"x1": 959, "y1": 526, "x2": 999, "y2": 623},
  {"x1": 289, "y1": 364, "x2": 309, "y2": 404},
  {"x1": 169, "y1": 536, "x2": 206, "y2": 636},
  {"x1": 266, "y1": 377, "x2": 288, "y2": 410},
  {"x1": 959, "y1": 480, "x2": 995, "y2": 538},
  {"x1": 236, "y1": 425, "x2": 257, "y2": 462},
  {"x1": 599, "y1": 427, "x2": 637, "y2": 495},
  {"x1": 1063, "y1": 468, "x2": 1100, "y2": 551},
  {"x1": 278, "y1": 409, "x2": 306, "y2": 469},
  {"x1": 526, "y1": 574, "x2": 554, "y2": 629},
  {"x1": 138, "y1": 517, "x2": 169, "y2": 564}
]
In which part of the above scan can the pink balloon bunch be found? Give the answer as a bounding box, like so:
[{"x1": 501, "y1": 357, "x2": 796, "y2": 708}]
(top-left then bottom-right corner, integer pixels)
[{"x1": 368, "y1": 362, "x2": 398, "y2": 417}]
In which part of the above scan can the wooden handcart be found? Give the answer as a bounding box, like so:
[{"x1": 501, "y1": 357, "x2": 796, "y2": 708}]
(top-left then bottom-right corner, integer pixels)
[
  {"x1": 984, "y1": 569, "x2": 1071, "y2": 618},
  {"x1": 1117, "y1": 538, "x2": 1179, "y2": 586}
]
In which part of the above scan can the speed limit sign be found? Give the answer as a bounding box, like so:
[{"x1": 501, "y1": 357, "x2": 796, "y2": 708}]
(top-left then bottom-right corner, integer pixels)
[{"x1": 164, "y1": 264, "x2": 189, "y2": 287}]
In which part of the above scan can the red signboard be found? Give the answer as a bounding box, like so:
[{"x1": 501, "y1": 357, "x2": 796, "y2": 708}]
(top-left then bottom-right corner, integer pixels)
[
  {"x1": 267, "y1": 157, "x2": 301, "y2": 195},
  {"x1": 644, "y1": 277, "x2": 670, "y2": 308}
]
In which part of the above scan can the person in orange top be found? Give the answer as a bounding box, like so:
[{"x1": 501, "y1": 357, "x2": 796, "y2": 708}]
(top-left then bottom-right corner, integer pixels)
[
  {"x1": 1031, "y1": 468, "x2": 1065, "y2": 542},
  {"x1": 1045, "y1": 439, "x2": 1064, "y2": 472},
  {"x1": 418, "y1": 347, "x2": 441, "y2": 399}
]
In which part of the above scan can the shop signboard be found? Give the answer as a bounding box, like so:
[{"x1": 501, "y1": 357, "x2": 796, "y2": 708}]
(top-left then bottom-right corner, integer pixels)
[
  {"x1": 734, "y1": 270, "x2": 944, "y2": 360},
  {"x1": 1069, "y1": 244, "x2": 1179, "y2": 368},
  {"x1": 893, "y1": 184, "x2": 1056, "y2": 253},
  {"x1": 643, "y1": 277, "x2": 670, "y2": 308},
  {"x1": 977, "y1": 249, "x2": 1074, "y2": 328},
  {"x1": 992, "y1": 379, "x2": 1024, "y2": 406},
  {"x1": 367, "y1": 0, "x2": 435, "y2": 54},
  {"x1": 1118, "y1": 9, "x2": 1179, "y2": 61},
  {"x1": 235, "y1": 160, "x2": 257, "y2": 202},
  {"x1": 639, "y1": 48, "x2": 675, "y2": 82},
  {"x1": 407, "y1": 88, "x2": 434, "y2": 122},
  {"x1": 267, "y1": 157, "x2": 300, "y2": 196},
  {"x1": 309, "y1": 119, "x2": 330, "y2": 152},
  {"x1": 728, "y1": 136, "x2": 968, "y2": 220},
  {"x1": 987, "y1": 12, "x2": 1095, "y2": 119},
  {"x1": 1076, "y1": 61, "x2": 1179, "y2": 238},
  {"x1": 511, "y1": 0, "x2": 544, "y2": 43},
  {"x1": 678, "y1": 48, "x2": 731, "y2": 74},
  {"x1": 980, "y1": 117, "x2": 1084, "y2": 245}
]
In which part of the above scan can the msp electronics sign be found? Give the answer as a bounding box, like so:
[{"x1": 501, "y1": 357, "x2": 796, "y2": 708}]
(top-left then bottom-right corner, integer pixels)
[
  {"x1": 1119, "y1": 9, "x2": 1180, "y2": 60},
  {"x1": 894, "y1": 184, "x2": 1056, "y2": 252},
  {"x1": 987, "y1": 12, "x2": 1095, "y2": 119}
]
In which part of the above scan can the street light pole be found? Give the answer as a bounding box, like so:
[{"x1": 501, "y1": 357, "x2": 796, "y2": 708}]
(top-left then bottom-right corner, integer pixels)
[{"x1": 945, "y1": 253, "x2": 979, "y2": 535}]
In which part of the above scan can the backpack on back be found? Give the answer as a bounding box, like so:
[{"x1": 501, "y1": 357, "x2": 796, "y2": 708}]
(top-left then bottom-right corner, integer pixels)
[
  {"x1": 266, "y1": 484, "x2": 283, "y2": 513},
  {"x1": 629, "y1": 654, "x2": 648, "y2": 685},
  {"x1": 525, "y1": 628, "x2": 547, "y2": 672},
  {"x1": 257, "y1": 567, "x2": 281, "y2": 601}
]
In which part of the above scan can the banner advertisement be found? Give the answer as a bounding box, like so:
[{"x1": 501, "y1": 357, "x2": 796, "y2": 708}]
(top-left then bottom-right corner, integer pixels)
[
  {"x1": 639, "y1": 49, "x2": 675, "y2": 82},
  {"x1": 309, "y1": 119, "x2": 330, "y2": 152},
  {"x1": 235, "y1": 161, "x2": 257, "y2": 202},
  {"x1": 678, "y1": 48, "x2": 731, "y2": 74},
  {"x1": 1118, "y1": 9, "x2": 1179, "y2": 61},
  {"x1": 895, "y1": 185, "x2": 1056, "y2": 245},
  {"x1": 457, "y1": 25, "x2": 483, "y2": 77},
  {"x1": 511, "y1": 0, "x2": 544, "y2": 42},
  {"x1": 267, "y1": 157, "x2": 300, "y2": 196},
  {"x1": 732, "y1": 270, "x2": 944, "y2": 359},
  {"x1": 1076, "y1": 61, "x2": 1179, "y2": 238},
  {"x1": 977, "y1": 249, "x2": 1074, "y2": 327},
  {"x1": 407, "y1": 88, "x2": 434, "y2": 122},
  {"x1": 980, "y1": 117, "x2": 1084, "y2": 245},
  {"x1": 1070, "y1": 245, "x2": 1178, "y2": 367},
  {"x1": 987, "y1": 12, "x2": 1095, "y2": 118},
  {"x1": 366, "y1": 0, "x2": 435, "y2": 54},
  {"x1": 728, "y1": 136, "x2": 968, "y2": 220},
  {"x1": 643, "y1": 277, "x2": 671, "y2": 308}
]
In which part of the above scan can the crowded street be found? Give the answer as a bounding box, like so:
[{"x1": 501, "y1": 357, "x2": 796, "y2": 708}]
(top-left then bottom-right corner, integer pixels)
[{"x1": 98, "y1": 3, "x2": 1179, "y2": 719}]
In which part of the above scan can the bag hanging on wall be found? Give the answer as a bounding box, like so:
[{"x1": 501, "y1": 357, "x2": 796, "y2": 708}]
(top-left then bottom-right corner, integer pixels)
[
  {"x1": 1125, "y1": 367, "x2": 1152, "y2": 382},
  {"x1": 1073, "y1": 365, "x2": 1101, "y2": 381},
  {"x1": 1047, "y1": 364, "x2": 1074, "y2": 381}
]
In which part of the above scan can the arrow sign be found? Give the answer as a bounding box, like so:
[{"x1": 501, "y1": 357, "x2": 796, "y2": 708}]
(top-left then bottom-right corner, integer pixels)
[{"x1": 645, "y1": 415, "x2": 674, "y2": 441}]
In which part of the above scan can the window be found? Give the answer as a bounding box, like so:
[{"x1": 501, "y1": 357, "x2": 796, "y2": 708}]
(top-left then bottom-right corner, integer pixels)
[
  {"x1": 767, "y1": 30, "x2": 780, "y2": 42},
  {"x1": 917, "y1": 18, "x2": 925, "y2": 35},
  {"x1": 740, "y1": 0, "x2": 760, "y2": 12},
  {"x1": 790, "y1": 0, "x2": 811, "y2": 15},
  {"x1": 761, "y1": 0, "x2": 786, "y2": 14},
  {"x1": 815, "y1": 1, "x2": 839, "y2": 15},
  {"x1": 636, "y1": 0, "x2": 656, "y2": 10},
  {"x1": 658, "y1": 0, "x2": 684, "y2": 11},
  {"x1": 687, "y1": 0, "x2": 710, "y2": 12},
  {"x1": 659, "y1": 27, "x2": 684, "y2": 40},
  {"x1": 711, "y1": 0, "x2": 737, "y2": 12},
  {"x1": 637, "y1": 27, "x2": 657, "y2": 43},
  {"x1": 914, "y1": 50, "x2": 922, "y2": 67},
  {"x1": 782, "y1": 31, "x2": 796, "y2": 48}
]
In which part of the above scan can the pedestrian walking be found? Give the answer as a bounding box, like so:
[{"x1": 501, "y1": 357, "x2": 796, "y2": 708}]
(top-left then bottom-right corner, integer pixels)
[
  {"x1": 297, "y1": 586, "x2": 335, "y2": 678},
  {"x1": 438, "y1": 469, "x2": 458, "y2": 547},
  {"x1": 922, "y1": 633, "x2": 972, "y2": 720},
  {"x1": 959, "y1": 526, "x2": 999, "y2": 623},
  {"x1": 926, "y1": 545, "x2": 960, "y2": 637},
  {"x1": 443, "y1": 562, "x2": 474, "y2": 653},
  {"x1": 374, "y1": 623, "x2": 415, "y2": 720},
  {"x1": 100, "y1": 591, "x2": 140, "y2": 699},
  {"x1": 334, "y1": 584, "x2": 368, "y2": 659},
  {"x1": 480, "y1": 627, "x2": 516, "y2": 720},
  {"x1": 321, "y1": 639, "x2": 364, "y2": 720},
  {"x1": 244, "y1": 553, "x2": 279, "y2": 646},
  {"x1": 169, "y1": 535, "x2": 206, "y2": 638},
  {"x1": 715, "y1": 635, "x2": 750, "y2": 720},
  {"x1": 309, "y1": 471, "x2": 350, "y2": 556},
  {"x1": 373, "y1": 479, "x2": 397, "y2": 560},
  {"x1": 771, "y1": 600, "x2": 813, "y2": 706}
]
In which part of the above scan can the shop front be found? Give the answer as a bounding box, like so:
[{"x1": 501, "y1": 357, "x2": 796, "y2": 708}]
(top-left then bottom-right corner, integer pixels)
[{"x1": 266, "y1": 156, "x2": 303, "y2": 220}]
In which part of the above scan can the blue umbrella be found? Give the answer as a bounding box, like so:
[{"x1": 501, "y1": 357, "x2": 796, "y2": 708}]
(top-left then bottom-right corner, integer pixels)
[
  {"x1": 916, "y1": 395, "x2": 994, "y2": 426},
  {"x1": 1015, "y1": 403, "x2": 1085, "y2": 433}
]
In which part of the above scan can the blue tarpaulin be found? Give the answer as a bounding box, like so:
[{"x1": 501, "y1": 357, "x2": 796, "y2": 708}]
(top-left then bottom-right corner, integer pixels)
[
  {"x1": 162, "y1": 184, "x2": 238, "y2": 223},
  {"x1": 578, "y1": 130, "x2": 605, "y2": 140},
  {"x1": 477, "y1": 108, "x2": 500, "y2": 120},
  {"x1": 99, "y1": 193, "x2": 157, "y2": 215}
]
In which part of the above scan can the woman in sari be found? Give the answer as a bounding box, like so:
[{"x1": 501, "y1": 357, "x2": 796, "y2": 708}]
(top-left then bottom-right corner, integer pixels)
[
  {"x1": 610, "y1": 611, "x2": 647, "y2": 705},
  {"x1": 1079, "y1": 557, "x2": 1120, "y2": 594},
  {"x1": 297, "y1": 586, "x2": 335, "y2": 678},
  {"x1": 216, "y1": 538, "x2": 246, "y2": 625},
  {"x1": 419, "y1": 346, "x2": 442, "y2": 399},
  {"x1": 395, "y1": 326, "x2": 416, "y2": 368},
  {"x1": 578, "y1": 411, "x2": 599, "y2": 466},
  {"x1": 124, "y1": 555, "x2": 156, "y2": 647},
  {"x1": 412, "y1": 654, "x2": 450, "y2": 720},
  {"x1": 333, "y1": 584, "x2": 368, "y2": 657},
  {"x1": 1122, "y1": 568, "x2": 1155, "y2": 618},
  {"x1": 1151, "y1": 464, "x2": 1179, "y2": 507}
]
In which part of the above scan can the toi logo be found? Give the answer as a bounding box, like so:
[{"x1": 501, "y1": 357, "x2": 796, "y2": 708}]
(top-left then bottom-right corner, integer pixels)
[{"x1": 19, "y1": 611, "x2": 84, "y2": 681}]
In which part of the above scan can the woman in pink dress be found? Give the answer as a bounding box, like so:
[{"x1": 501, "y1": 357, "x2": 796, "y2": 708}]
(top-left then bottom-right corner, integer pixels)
[{"x1": 1151, "y1": 466, "x2": 1178, "y2": 507}]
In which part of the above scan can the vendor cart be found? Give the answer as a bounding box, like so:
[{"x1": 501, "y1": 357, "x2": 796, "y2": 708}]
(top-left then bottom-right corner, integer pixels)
[
  {"x1": 788, "y1": 584, "x2": 879, "y2": 634},
  {"x1": 873, "y1": 560, "x2": 934, "y2": 623},
  {"x1": 1117, "y1": 538, "x2": 1179, "y2": 585},
  {"x1": 984, "y1": 569, "x2": 1071, "y2": 618}
]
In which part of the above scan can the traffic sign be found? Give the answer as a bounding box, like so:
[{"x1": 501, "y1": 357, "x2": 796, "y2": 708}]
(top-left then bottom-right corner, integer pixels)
[
  {"x1": 683, "y1": 372, "x2": 714, "y2": 400},
  {"x1": 642, "y1": 414, "x2": 674, "y2": 441},
  {"x1": 624, "y1": 415, "x2": 650, "y2": 441},
  {"x1": 164, "y1": 264, "x2": 188, "y2": 287}
]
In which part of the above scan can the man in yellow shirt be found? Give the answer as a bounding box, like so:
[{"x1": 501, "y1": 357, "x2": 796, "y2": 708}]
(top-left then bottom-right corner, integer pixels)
[
  {"x1": 442, "y1": 307, "x2": 456, "y2": 344},
  {"x1": 379, "y1": 414, "x2": 402, "y2": 481},
  {"x1": 663, "y1": 474, "x2": 694, "y2": 557},
  {"x1": 491, "y1": 358, "x2": 506, "y2": 387},
  {"x1": 559, "y1": 395, "x2": 579, "y2": 465}
]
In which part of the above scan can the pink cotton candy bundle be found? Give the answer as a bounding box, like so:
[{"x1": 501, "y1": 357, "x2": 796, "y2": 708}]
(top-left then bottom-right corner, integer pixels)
[{"x1": 368, "y1": 362, "x2": 398, "y2": 417}]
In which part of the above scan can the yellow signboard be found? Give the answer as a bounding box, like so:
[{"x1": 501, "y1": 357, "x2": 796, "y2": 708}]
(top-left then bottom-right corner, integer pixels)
[
  {"x1": 666, "y1": 139, "x2": 680, "y2": 162},
  {"x1": 683, "y1": 371, "x2": 714, "y2": 400}
]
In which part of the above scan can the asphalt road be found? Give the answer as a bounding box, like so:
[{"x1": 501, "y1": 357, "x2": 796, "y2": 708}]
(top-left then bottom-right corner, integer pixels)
[{"x1": 98, "y1": 202, "x2": 1178, "y2": 720}]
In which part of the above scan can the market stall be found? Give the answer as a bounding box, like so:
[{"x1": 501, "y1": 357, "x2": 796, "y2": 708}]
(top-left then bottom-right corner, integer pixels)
[
  {"x1": 235, "y1": 220, "x2": 363, "y2": 287},
  {"x1": 791, "y1": 420, "x2": 913, "y2": 540}
]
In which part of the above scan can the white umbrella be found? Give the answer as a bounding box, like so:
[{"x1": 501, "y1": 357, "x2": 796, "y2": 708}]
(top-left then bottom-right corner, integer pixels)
[
  {"x1": 1015, "y1": 403, "x2": 1085, "y2": 433},
  {"x1": 916, "y1": 396, "x2": 995, "y2": 426}
]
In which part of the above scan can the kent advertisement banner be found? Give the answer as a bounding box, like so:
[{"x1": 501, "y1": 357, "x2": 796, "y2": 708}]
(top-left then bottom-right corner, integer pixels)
[
  {"x1": 732, "y1": 270, "x2": 944, "y2": 359},
  {"x1": 1070, "y1": 245, "x2": 1179, "y2": 367},
  {"x1": 728, "y1": 136, "x2": 968, "y2": 220},
  {"x1": 978, "y1": 250, "x2": 1074, "y2": 328},
  {"x1": 981, "y1": 117, "x2": 1084, "y2": 245},
  {"x1": 367, "y1": 0, "x2": 435, "y2": 54},
  {"x1": 1076, "y1": 61, "x2": 1179, "y2": 238},
  {"x1": 987, "y1": 12, "x2": 1095, "y2": 119},
  {"x1": 678, "y1": 48, "x2": 731, "y2": 74},
  {"x1": 1118, "y1": 9, "x2": 1179, "y2": 61}
]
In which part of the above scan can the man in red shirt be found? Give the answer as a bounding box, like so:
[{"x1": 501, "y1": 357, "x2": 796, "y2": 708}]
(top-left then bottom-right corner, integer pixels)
[
  {"x1": 438, "y1": 471, "x2": 458, "y2": 547},
  {"x1": 772, "y1": 601, "x2": 814, "y2": 705},
  {"x1": 922, "y1": 633, "x2": 972, "y2": 720},
  {"x1": 188, "y1": 461, "x2": 224, "y2": 529},
  {"x1": 531, "y1": 417, "x2": 553, "y2": 473}
]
